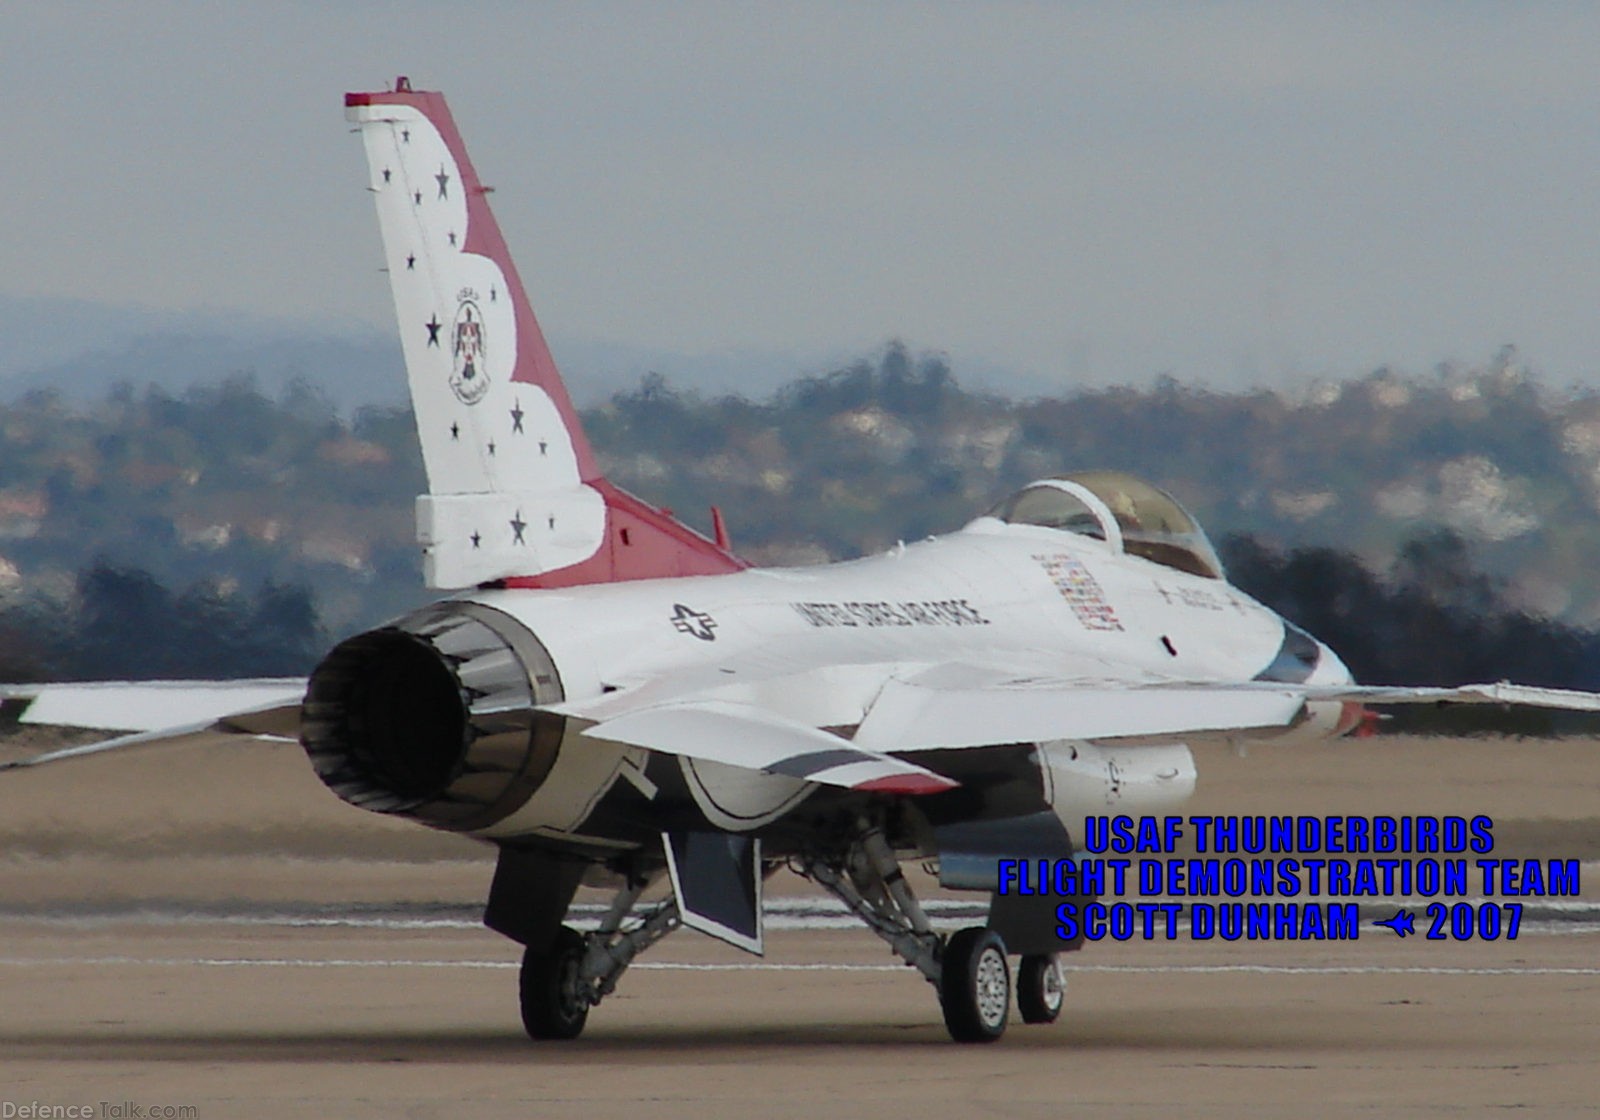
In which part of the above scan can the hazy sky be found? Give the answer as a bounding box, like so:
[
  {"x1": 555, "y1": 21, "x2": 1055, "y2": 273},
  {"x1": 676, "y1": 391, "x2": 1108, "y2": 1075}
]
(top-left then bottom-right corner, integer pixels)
[{"x1": 7, "y1": 3, "x2": 1600, "y2": 393}]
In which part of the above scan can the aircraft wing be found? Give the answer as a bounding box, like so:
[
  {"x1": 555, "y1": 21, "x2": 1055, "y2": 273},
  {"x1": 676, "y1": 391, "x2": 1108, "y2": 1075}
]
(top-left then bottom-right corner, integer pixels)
[
  {"x1": 9, "y1": 667, "x2": 1598, "y2": 779},
  {"x1": 0, "y1": 679, "x2": 303, "y2": 771},
  {"x1": 0, "y1": 674, "x2": 956, "y2": 796},
  {"x1": 1, "y1": 679, "x2": 305, "y2": 732},
  {"x1": 861, "y1": 673, "x2": 1600, "y2": 750},
  {"x1": 1279, "y1": 680, "x2": 1600, "y2": 711},
  {"x1": 556, "y1": 658, "x2": 1600, "y2": 757},
  {"x1": 849, "y1": 676, "x2": 1309, "y2": 751}
]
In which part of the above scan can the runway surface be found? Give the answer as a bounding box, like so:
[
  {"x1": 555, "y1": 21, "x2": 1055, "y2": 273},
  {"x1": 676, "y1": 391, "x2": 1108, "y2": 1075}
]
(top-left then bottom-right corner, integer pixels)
[
  {"x1": 2, "y1": 918, "x2": 1597, "y2": 1119},
  {"x1": 2, "y1": 731, "x2": 1597, "y2": 1116}
]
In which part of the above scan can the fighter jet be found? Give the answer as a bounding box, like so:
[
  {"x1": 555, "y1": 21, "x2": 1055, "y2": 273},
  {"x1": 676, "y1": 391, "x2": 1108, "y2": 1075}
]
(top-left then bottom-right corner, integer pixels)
[{"x1": 6, "y1": 79, "x2": 1599, "y2": 1043}]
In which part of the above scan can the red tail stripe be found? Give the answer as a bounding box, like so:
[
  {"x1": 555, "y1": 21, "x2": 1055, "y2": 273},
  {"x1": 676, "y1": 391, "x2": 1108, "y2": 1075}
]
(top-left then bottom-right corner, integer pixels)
[
  {"x1": 346, "y1": 86, "x2": 600, "y2": 482},
  {"x1": 503, "y1": 480, "x2": 747, "y2": 589}
]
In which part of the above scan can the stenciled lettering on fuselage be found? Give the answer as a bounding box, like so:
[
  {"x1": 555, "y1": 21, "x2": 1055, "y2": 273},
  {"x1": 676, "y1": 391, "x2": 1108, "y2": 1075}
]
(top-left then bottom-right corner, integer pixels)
[
  {"x1": 790, "y1": 599, "x2": 991, "y2": 629},
  {"x1": 1033, "y1": 553, "x2": 1124, "y2": 632},
  {"x1": 1154, "y1": 581, "x2": 1248, "y2": 615}
]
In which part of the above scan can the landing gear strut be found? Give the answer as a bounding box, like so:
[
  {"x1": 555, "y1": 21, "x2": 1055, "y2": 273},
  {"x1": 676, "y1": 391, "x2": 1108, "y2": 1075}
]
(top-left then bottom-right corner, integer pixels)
[
  {"x1": 518, "y1": 876, "x2": 681, "y2": 1041},
  {"x1": 794, "y1": 816, "x2": 1019, "y2": 1043}
]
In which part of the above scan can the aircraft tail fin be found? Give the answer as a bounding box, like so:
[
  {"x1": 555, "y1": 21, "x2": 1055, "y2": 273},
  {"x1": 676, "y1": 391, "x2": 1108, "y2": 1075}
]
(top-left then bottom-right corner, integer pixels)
[{"x1": 345, "y1": 79, "x2": 742, "y2": 588}]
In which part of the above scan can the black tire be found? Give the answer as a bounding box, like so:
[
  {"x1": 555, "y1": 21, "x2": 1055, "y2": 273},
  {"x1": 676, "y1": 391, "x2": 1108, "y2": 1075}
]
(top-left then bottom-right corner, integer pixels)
[
  {"x1": 938, "y1": 926, "x2": 1010, "y2": 1043},
  {"x1": 1017, "y1": 953, "x2": 1065, "y2": 1024},
  {"x1": 519, "y1": 925, "x2": 589, "y2": 1040}
]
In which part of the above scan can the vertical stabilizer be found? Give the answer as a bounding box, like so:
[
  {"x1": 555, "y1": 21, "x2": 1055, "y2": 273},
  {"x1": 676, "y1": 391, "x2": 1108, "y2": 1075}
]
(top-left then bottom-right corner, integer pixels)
[{"x1": 345, "y1": 79, "x2": 742, "y2": 588}]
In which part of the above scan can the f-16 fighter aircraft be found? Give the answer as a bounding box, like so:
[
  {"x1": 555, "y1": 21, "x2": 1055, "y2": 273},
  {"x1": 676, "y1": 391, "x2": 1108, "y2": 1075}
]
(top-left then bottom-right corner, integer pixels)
[{"x1": 6, "y1": 78, "x2": 1600, "y2": 1043}]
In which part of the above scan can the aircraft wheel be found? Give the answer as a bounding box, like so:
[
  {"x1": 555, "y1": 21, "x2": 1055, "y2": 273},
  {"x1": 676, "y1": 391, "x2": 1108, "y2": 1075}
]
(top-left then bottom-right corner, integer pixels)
[
  {"x1": 939, "y1": 927, "x2": 1010, "y2": 1043},
  {"x1": 519, "y1": 925, "x2": 589, "y2": 1040},
  {"x1": 1016, "y1": 953, "x2": 1065, "y2": 1024}
]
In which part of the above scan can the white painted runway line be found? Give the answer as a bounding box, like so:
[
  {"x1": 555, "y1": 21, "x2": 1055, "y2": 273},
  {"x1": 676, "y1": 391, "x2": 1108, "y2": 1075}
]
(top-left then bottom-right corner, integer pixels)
[
  {"x1": 0, "y1": 956, "x2": 1597, "y2": 977},
  {"x1": 3, "y1": 893, "x2": 1597, "y2": 932}
]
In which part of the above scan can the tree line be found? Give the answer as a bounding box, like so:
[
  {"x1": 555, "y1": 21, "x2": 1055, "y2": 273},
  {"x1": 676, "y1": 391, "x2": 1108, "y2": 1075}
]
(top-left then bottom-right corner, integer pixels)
[
  {"x1": 5, "y1": 345, "x2": 1600, "y2": 694},
  {"x1": 0, "y1": 561, "x2": 321, "y2": 682},
  {"x1": 1222, "y1": 530, "x2": 1600, "y2": 731}
]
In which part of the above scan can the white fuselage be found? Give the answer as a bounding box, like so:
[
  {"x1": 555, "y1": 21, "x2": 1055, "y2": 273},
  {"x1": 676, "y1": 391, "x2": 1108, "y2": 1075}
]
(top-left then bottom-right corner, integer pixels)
[
  {"x1": 452, "y1": 517, "x2": 1352, "y2": 845},
  {"x1": 470, "y1": 517, "x2": 1349, "y2": 707}
]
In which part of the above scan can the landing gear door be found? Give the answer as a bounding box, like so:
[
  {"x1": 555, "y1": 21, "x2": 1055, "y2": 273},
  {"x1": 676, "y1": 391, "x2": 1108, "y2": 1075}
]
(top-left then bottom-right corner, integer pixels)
[
  {"x1": 933, "y1": 810, "x2": 1084, "y2": 956},
  {"x1": 664, "y1": 831, "x2": 764, "y2": 955}
]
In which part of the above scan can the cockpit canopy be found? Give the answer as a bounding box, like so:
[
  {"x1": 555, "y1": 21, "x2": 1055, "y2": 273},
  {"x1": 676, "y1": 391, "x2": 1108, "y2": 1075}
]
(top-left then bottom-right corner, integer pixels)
[{"x1": 988, "y1": 470, "x2": 1225, "y2": 579}]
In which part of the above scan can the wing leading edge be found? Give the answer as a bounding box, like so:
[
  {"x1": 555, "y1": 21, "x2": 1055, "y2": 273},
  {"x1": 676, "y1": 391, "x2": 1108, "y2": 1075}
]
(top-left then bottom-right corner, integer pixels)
[
  {"x1": 559, "y1": 663, "x2": 1600, "y2": 758},
  {"x1": 852, "y1": 675, "x2": 1600, "y2": 751}
]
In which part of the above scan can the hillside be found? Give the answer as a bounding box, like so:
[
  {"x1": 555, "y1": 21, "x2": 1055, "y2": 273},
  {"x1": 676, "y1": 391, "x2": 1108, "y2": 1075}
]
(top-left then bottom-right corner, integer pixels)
[
  {"x1": 591, "y1": 344, "x2": 1600, "y2": 625},
  {"x1": 3, "y1": 343, "x2": 1600, "y2": 681}
]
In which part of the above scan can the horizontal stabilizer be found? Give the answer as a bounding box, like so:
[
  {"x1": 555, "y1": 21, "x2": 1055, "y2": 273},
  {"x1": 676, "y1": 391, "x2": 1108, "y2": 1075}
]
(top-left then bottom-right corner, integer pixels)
[{"x1": 582, "y1": 700, "x2": 957, "y2": 794}]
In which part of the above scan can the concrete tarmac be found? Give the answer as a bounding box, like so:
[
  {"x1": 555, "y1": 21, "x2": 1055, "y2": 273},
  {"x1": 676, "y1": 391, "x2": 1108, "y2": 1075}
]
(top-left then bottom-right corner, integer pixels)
[
  {"x1": 2, "y1": 732, "x2": 1597, "y2": 1117},
  {"x1": 2, "y1": 918, "x2": 1598, "y2": 1118}
]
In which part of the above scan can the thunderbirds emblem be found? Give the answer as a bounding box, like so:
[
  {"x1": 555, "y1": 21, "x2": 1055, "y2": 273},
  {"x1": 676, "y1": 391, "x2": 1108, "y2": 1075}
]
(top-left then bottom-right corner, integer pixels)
[{"x1": 449, "y1": 295, "x2": 489, "y2": 405}]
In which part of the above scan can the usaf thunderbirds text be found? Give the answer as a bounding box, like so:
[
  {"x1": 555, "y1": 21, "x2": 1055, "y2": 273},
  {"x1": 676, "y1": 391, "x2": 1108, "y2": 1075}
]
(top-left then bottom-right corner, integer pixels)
[{"x1": 996, "y1": 816, "x2": 1582, "y2": 942}]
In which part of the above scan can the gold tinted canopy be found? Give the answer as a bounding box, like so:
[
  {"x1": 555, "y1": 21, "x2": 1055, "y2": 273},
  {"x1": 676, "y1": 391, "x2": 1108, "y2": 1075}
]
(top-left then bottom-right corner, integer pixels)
[{"x1": 990, "y1": 470, "x2": 1224, "y2": 579}]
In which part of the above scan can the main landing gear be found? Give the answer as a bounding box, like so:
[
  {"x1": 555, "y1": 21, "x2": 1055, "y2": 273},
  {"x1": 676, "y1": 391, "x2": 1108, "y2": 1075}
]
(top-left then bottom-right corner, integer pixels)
[
  {"x1": 940, "y1": 927, "x2": 1010, "y2": 1041},
  {"x1": 518, "y1": 876, "x2": 681, "y2": 1041},
  {"x1": 1017, "y1": 952, "x2": 1066, "y2": 1024},
  {"x1": 517, "y1": 824, "x2": 1070, "y2": 1043},
  {"x1": 794, "y1": 817, "x2": 1067, "y2": 1043}
]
